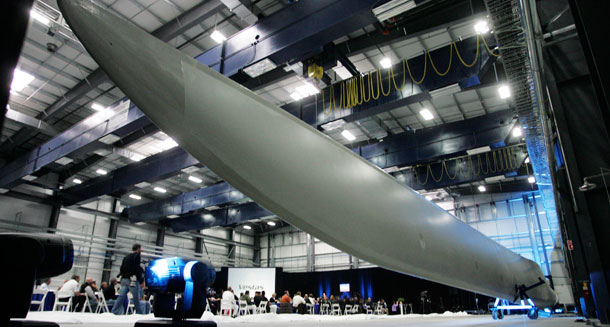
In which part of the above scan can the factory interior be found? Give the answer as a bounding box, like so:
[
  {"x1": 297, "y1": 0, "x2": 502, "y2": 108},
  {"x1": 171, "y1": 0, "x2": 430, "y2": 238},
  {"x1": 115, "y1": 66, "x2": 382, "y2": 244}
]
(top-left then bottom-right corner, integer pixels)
[{"x1": 1, "y1": 0, "x2": 609, "y2": 326}]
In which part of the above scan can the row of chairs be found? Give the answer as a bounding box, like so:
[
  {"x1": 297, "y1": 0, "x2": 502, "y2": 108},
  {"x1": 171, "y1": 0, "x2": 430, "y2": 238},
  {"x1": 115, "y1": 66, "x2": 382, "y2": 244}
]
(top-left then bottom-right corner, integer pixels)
[
  {"x1": 219, "y1": 300, "x2": 270, "y2": 316},
  {"x1": 31, "y1": 289, "x2": 141, "y2": 314}
]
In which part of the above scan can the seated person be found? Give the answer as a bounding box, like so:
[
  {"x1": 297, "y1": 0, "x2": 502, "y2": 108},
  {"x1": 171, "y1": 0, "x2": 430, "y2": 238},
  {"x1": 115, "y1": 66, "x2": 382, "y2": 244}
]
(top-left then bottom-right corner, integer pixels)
[
  {"x1": 38, "y1": 278, "x2": 52, "y2": 291},
  {"x1": 293, "y1": 291, "x2": 306, "y2": 314},
  {"x1": 253, "y1": 291, "x2": 262, "y2": 307},
  {"x1": 57, "y1": 275, "x2": 81, "y2": 311},
  {"x1": 222, "y1": 287, "x2": 239, "y2": 317},
  {"x1": 281, "y1": 291, "x2": 291, "y2": 303},
  {"x1": 79, "y1": 277, "x2": 98, "y2": 312},
  {"x1": 102, "y1": 278, "x2": 118, "y2": 309}
]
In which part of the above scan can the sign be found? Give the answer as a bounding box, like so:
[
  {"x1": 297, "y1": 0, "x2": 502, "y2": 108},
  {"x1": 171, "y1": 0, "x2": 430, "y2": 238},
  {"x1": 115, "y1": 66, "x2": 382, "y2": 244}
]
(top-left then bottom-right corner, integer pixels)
[{"x1": 227, "y1": 268, "x2": 276, "y2": 296}]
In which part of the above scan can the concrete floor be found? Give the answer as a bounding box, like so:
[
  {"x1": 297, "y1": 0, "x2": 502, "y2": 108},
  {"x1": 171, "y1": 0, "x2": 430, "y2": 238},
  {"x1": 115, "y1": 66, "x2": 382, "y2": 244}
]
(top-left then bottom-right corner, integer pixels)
[{"x1": 22, "y1": 312, "x2": 592, "y2": 327}]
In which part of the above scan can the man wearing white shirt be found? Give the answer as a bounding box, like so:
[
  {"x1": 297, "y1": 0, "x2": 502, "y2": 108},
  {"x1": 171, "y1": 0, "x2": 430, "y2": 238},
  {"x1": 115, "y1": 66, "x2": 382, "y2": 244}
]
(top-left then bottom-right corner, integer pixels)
[
  {"x1": 38, "y1": 278, "x2": 52, "y2": 291},
  {"x1": 222, "y1": 287, "x2": 239, "y2": 317},
  {"x1": 57, "y1": 275, "x2": 81, "y2": 310},
  {"x1": 292, "y1": 291, "x2": 306, "y2": 314}
]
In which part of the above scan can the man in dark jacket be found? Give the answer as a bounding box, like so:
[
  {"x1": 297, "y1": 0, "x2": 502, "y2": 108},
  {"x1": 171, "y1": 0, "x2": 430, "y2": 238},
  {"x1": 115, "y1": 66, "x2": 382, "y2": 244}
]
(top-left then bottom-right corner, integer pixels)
[{"x1": 112, "y1": 244, "x2": 145, "y2": 314}]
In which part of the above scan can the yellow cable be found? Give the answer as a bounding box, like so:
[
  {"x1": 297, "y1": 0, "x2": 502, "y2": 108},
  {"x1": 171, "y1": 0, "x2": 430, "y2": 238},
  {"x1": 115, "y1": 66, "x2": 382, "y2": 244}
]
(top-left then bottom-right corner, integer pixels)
[
  {"x1": 379, "y1": 68, "x2": 392, "y2": 96},
  {"x1": 482, "y1": 35, "x2": 500, "y2": 57},
  {"x1": 415, "y1": 165, "x2": 429, "y2": 185},
  {"x1": 361, "y1": 75, "x2": 371, "y2": 102},
  {"x1": 428, "y1": 46, "x2": 453, "y2": 76},
  {"x1": 444, "y1": 160, "x2": 458, "y2": 180},
  {"x1": 453, "y1": 36, "x2": 480, "y2": 68},
  {"x1": 405, "y1": 54, "x2": 427, "y2": 85},
  {"x1": 428, "y1": 164, "x2": 444, "y2": 182},
  {"x1": 371, "y1": 71, "x2": 381, "y2": 100}
]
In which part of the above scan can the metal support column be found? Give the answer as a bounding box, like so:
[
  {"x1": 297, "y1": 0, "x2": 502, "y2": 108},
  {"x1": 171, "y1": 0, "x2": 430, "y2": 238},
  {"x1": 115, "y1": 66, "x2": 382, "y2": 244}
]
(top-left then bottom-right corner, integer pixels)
[
  {"x1": 522, "y1": 195, "x2": 542, "y2": 266},
  {"x1": 155, "y1": 227, "x2": 165, "y2": 256},
  {"x1": 47, "y1": 203, "x2": 61, "y2": 233},
  {"x1": 101, "y1": 199, "x2": 119, "y2": 282},
  {"x1": 306, "y1": 234, "x2": 315, "y2": 272},
  {"x1": 227, "y1": 229, "x2": 236, "y2": 267},
  {"x1": 253, "y1": 235, "x2": 261, "y2": 267}
]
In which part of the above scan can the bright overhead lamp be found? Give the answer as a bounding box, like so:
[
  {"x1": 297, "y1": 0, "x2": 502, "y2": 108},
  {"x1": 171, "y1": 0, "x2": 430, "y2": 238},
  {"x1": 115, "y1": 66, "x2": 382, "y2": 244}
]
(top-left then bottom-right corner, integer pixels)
[
  {"x1": 429, "y1": 83, "x2": 461, "y2": 98},
  {"x1": 528, "y1": 176, "x2": 536, "y2": 184},
  {"x1": 341, "y1": 130, "x2": 356, "y2": 141},
  {"x1": 96, "y1": 168, "x2": 108, "y2": 175},
  {"x1": 167, "y1": 215, "x2": 179, "y2": 219},
  {"x1": 30, "y1": 9, "x2": 51, "y2": 26},
  {"x1": 154, "y1": 186, "x2": 167, "y2": 193},
  {"x1": 290, "y1": 92, "x2": 303, "y2": 101},
  {"x1": 91, "y1": 102, "x2": 107, "y2": 111},
  {"x1": 11, "y1": 69, "x2": 35, "y2": 92},
  {"x1": 267, "y1": 221, "x2": 276, "y2": 226},
  {"x1": 321, "y1": 119, "x2": 346, "y2": 131},
  {"x1": 130, "y1": 153, "x2": 145, "y2": 162},
  {"x1": 524, "y1": 157, "x2": 530, "y2": 164},
  {"x1": 243, "y1": 225, "x2": 252, "y2": 230},
  {"x1": 478, "y1": 185, "x2": 486, "y2": 192},
  {"x1": 129, "y1": 194, "x2": 142, "y2": 200},
  {"x1": 498, "y1": 85, "x2": 511, "y2": 99},
  {"x1": 295, "y1": 82, "x2": 319, "y2": 98},
  {"x1": 158, "y1": 138, "x2": 178, "y2": 150},
  {"x1": 474, "y1": 20, "x2": 490, "y2": 34},
  {"x1": 333, "y1": 65, "x2": 353, "y2": 80},
  {"x1": 373, "y1": 0, "x2": 416, "y2": 22},
  {"x1": 419, "y1": 108, "x2": 434, "y2": 121},
  {"x1": 466, "y1": 146, "x2": 491, "y2": 156},
  {"x1": 425, "y1": 195, "x2": 433, "y2": 201},
  {"x1": 512, "y1": 127, "x2": 522, "y2": 137},
  {"x1": 73, "y1": 178, "x2": 82, "y2": 184},
  {"x1": 379, "y1": 57, "x2": 392, "y2": 69},
  {"x1": 210, "y1": 30, "x2": 226, "y2": 43},
  {"x1": 188, "y1": 175, "x2": 202, "y2": 183},
  {"x1": 243, "y1": 58, "x2": 277, "y2": 78}
]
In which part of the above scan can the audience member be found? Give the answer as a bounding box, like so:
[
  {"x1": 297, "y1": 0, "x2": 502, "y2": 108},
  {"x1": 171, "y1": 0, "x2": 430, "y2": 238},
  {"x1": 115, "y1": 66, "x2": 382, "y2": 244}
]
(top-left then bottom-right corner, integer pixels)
[
  {"x1": 293, "y1": 291, "x2": 306, "y2": 314},
  {"x1": 57, "y1": 275, "x2": 81, "y2": 310},
  {"x1": 253, "y1": 291, "x2": 262, "y2": 306},
  {"x1": 222, "y1": 287, "x2": 239, "y2": 317},
  {"x1": 38, "y1": 278, "x2": 52, "y2": 291},
  {"x1": 112, "y1": 244, "x2": 145, "y2": 315},
  {"x1": 79, "y1": 277, "x2": 98, "y2": 312},
  {"x1": 103, "y1": 278, "x2": 118, "y2": 309},
  {"x1": 281, "y1": 290, "x2": 291, "y2": 303}
]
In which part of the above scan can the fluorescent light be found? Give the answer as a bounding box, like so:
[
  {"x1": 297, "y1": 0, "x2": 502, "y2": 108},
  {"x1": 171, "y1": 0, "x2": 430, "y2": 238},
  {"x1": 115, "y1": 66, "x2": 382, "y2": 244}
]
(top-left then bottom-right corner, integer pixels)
[
  {"x1": 210, "y1": 30, "x2": 226, "y2": 43},
  {"x1": 130, "y1": 153, "x2": 145, "y2": 162},
  {"x1": 30, "y1": 10, "x2": 50, "y2": 26},
  {"x1": 96, "y1": 169, "x2": 108, "y2": 175},
  {"x1": 321, "y1": 119, "x2": 346, "y2": 131},
  {"x1": 22, "y1": 175, "x2": 37, "y2": 181},
  {"x1": 379, "y1": 57, "x2": 392, "y2": 69},
  {"x1": 290, "y1": 92, "x2": 303, "y2": 101},
  {"x1": 333, "y1": 65, "x2": 353, "y2": 80},
  {"x1": 429, "y1": 83, "x2": 461, "y2": 98},
  {"x1": 373, "y1": 0, "x2": 416, "y2": 22},
  {"x1": 55, "y1": 157, "x2": 74, "y2": 165},
  {"x1": 425, "y1": 195, "x2": 433, "y2": 201},
  {"x1": 466, "y1": 146, "x2": 491, "y2": 156},
  {"x1": 243, "y1": 225, "x2": 252, "y2": 230},
  {"x1": 154, "y1": 187, "x2": 167, "y2": 193},
  {"x1": 267, "y1": 221, "x2": 276, "y2": 226},
  {"x1": 474, "y1": 20, "x2": 490, "y2": 34},
  {"x1": 188, "y1": 175, "x2": 202, "y2": 183},
  {"x1": 528, "y1": 176, "x2": 536, "y2": 184},
  {"x1": 498, "y1": 85, "x2": 511, "y2": 99},
  {"x1": 341, "y1": 130, "x2": 356, "y2": 141},
  {"x1": 243, "y1": 58, "x2": 277, "y2": 78},
  {"x1": 91, "y1": 102, "x2": 106, "y2": 111},
  {"x1": 98, "y1": 134, "x2": 121, "y2": 144},
  {"x1": 158, "y1": 138, "x2": 178, "y2": 150},
  {"x1": 11, "y1": 69, "x2": 35, "y2": 92},
  {"x1": 295, "y1": 82, "x2": 319, "y2": 98},
  {"x1": 419, "y1": 109, "x2": 434, "y2": 121},
  {"x1": 129, "y1": 194, "x2": 142, "y2": 200},
  {"x1": 512, "y1": 127, "x2": 522, "y2": 137},
  {"x1": 167, "y1": 215, "x2": 179, "y2": 219},
  {"x1": 524, "y1": 157, "x2": 530, "y2": 164},
  {"x1": 73, "y1": 178, "x2": 82, "y2": 184},
  {"x1": 478, "y1": 185, "x2": 486, "y2": 192}
]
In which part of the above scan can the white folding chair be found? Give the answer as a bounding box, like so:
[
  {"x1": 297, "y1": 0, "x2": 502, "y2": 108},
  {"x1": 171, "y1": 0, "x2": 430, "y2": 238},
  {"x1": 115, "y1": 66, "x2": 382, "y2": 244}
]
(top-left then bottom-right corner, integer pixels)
[
  {"x1": 306, "y1": 303, "x2": 313, "y2": 314},
  {"x1": 238, "y1": 300, "x2": 248, "y2": 316},
  {"x1": 149, "y1": 294, "x2": 155, "y2": 314},
  {"x1": 375, "y1": 304, "x2": 383, "y2": 315},
  {"x1": 270, "y1": 303, "x2": 278, "y2": 314},
  {"x1": 257, "y1": 301, "x2": 268, "y2": 314},
  {"x1": 320, "y1": 303, "x2": 329, "y2": 315},
  {"x1": 344, "y1": 304, "x2": 352, "y2": 315},
  {"x1": 30, "y1": 289, "x2": 48, "y2": 312},
  {"x1": 80, "y1": 292, "x2": 93, "y2": 312},
  {"x1": 331, "y1": 303, "x2": 341, "y2": 315},
  {"x1": 53, "y1": 296, "x2": 72, "y2": 312},
  {"x1": 205, "y1": 298, "x2": 211, "y2": 313},
  {"x1": 220, "y1": 299, "x2": 235, "y2": 317},
  {"x1": 365, "y1": 304, "x2": 373, "y2": 314},
  {"x1": 351, "y1": 304, "x2": 359, "y2": 314},
  {"x1": 127, "y1": 292, "x2": 136, "y2": 314},
  {"x1": 96, "y1": 292, "x2": 110, "y2": 313}
]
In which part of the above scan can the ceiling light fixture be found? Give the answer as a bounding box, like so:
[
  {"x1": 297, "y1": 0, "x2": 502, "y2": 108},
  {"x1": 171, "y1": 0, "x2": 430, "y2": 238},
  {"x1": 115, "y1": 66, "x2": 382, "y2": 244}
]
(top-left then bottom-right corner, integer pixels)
[
  {"x1": 474, "y1": 20, "x2": 490, "y2": 34},
  {"x1": 528, "y1": 176, "x2": 536, "y2": 184},
  {"x1": 129, "y1": 194, "x2": 142, "y2": 200},
  {"x1": 379, "y1": 57, "x2": 392, "y2": 69},
  {"x1": 167, "y1": 215, "x2": 179, "y2": 219},
  {"x1": 188, "y1": 175, "x2": 202, "y2": 183},
  {"x1": 30, "y1": 10, "x2": 51, "y2": 26},
  {"x1": 158, "y1": 138, "x2": 178, "y2": 150},
  {"x1": 267, "y1": 221, "x2": 276, "y2": 226},
  {"x1": 373, "y1": 0, "x2": 416, "y2": 22},
  {"x1": 96, "y1": 169, "x2": 108, "y2": 175},
  {"x1": 498, "y1": 85, "x2": 511, "y2": 99},
  {"x1": 524, "y1": 157, "x2": 530, "y2": 164},
  {"x1": 341, "y1": 130, "x2": 356, "y2": 141},
  {"x1": 243, "y1": 58, "x2": 277, "y2": 78},
  {"x1": 512, "y1": 127, "x2": 523, "y2": 137},
  {"x1": 210, "y1": 30, "x2": 226, "y2": 43},
  {"x1": 295, "y1": 82, "x2": 319, "y2": 98},
  {"x1": 154, "y1": 187, "x2": 167, "y2": 193},
  {"x1": 73, "y1": 178, "x2": 82, "y2": 184},
  {"x1": 91, "y1": 102, "x2": 107, "y2": 111},
  {"x1": 419, "y1": 108, "x2": 434, "y2": 121},
  {"x1": 290, "y1": 92, "x2": 303, "y2": 101},
  {"x1": 478, "y1": 185, "x2": 486, "y2": 192},
  {"x1": 11, "y1": 69, "x2": 35, "y2": 92},
  {"x1": 243, "y1": 225, "x2": 252, "y2": 230}
]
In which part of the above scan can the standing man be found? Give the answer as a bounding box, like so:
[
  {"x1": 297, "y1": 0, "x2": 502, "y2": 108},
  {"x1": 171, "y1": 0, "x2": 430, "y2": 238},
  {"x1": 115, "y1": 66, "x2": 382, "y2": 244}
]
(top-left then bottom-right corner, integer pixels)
[{"x1": 112, "y1": 244, "x2": 145, "y2": 314}]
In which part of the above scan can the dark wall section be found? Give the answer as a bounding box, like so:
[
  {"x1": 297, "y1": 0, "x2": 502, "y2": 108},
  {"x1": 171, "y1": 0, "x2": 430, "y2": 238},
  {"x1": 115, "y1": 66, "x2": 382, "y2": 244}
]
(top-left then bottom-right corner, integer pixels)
[{"x1": 212, "y1": 267, "x2": 490, "y2": 312}]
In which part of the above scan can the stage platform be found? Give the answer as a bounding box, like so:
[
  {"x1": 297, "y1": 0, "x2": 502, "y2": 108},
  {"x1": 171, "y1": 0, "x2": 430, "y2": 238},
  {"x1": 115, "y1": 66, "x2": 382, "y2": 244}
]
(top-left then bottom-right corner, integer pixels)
[{"x1": 21, "y1": 312, "x2": 586, "y2": 327}]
